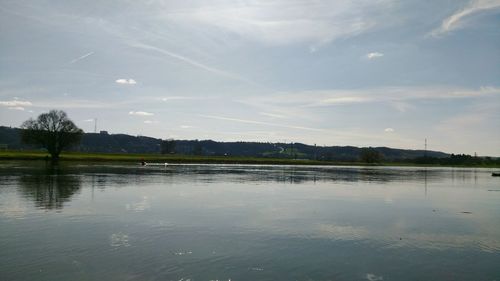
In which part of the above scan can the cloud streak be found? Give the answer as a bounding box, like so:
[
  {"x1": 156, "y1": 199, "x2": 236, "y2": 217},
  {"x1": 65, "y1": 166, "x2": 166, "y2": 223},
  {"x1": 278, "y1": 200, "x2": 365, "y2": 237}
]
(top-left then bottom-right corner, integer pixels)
[
  {"x1": 199, "y1": 114, "x2": 326, "y2": 132},
  {"x1": 8, "y1": 106, "x2": 25, "y2": 111},
  {"x1": 69, "y1": 51, "x2": 94, "y2": 64},
  {"x1": 130, "y1": 42, "x2": 246, "y2": 82},
  {"x1": 431, "y1": 0, "x2": 500, "y2": 37},
  {"x1": 129, "y1": 111, "x2": 153, "y2": 116},
  {"x1": 259, "y1": 112, "x2": 287, "y2": 119},
  {"x1": 161, "y1": 96, "x2": 207, "y2": 102},
  {"x1": 0, "y1": 100, "x2": 32, "y2": 107},
  {"x1": 246, "y1": 86, "x2": 500, "y2": 109}
]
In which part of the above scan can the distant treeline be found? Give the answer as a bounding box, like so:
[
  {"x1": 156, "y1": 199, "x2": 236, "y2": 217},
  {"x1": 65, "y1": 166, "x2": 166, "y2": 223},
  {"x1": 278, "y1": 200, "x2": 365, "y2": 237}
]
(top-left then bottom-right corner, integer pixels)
[
  {"x1": 410, "y1": 154, "x2": 500, "y2": 166},
  {"x1": 3, "y1": 126, "x2": 497, "y2": 165}
]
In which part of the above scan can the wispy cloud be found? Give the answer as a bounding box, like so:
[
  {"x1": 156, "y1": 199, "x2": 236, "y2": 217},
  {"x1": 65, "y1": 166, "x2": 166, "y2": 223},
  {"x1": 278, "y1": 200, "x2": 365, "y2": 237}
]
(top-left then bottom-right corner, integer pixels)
[
  {"x1": 311, "y1": 96, "x2": 370, "y2": 107},
  {"x1": 33, "y1": 100, "x2": 117, "y2": 109},
  {"x1": 180, "y1": 125, "x2": 194, "y2": 129},
  {"x1": 0, "y1": 100, "x2": 32, "y2": 107},
  {"x1": 69, "y1": 51, "x2": 94, "y2": 64},
  {"x1": 161, "y1": 96, "x2": 206, "y2": 102},
  {"x1": 390, "y1": 101, "x2": 415, "y2": 113},
  {"x1": 130, "y1": 42, "x2": 247, "y2": 82},
  {"x1": 259, "y1": 112, "x2": 287, "y2": 119},
  {"x1": 366, "y1": 52, "x2": 384, "y2": 59},
  {"x1": 199, "y1": 114, "x2": 326, "y2": 132},
  {"x1": 434, "y1": 110, "x2": 499, "y2": 154},
  {"x1": 165, "y1": 0, "x2": 393, "y2": 47},
  {"x1": 430, "y1": 0, "x2": 500, "y2": 37},
  {"x1": 143, "y1": 120, "x2": 158, "y2": 124},
  {"x1": 116, "y1": 79, "x2": 137, "y2": 85},
  {"x1": 129, "y1": 111, "x2": 153, "y2": 116},
  {"x1": 384, "y1": 128, "x2": 394, "y2": 133},
  {"x1": 8, "y1": 106, "x2": 25, "y2": 111},
  {"x1": 83, "y1": 119, "x2": 94, "y2": 122},
  {"x1": 246, "y1": 86, "x2": 500, "y2": 109}
]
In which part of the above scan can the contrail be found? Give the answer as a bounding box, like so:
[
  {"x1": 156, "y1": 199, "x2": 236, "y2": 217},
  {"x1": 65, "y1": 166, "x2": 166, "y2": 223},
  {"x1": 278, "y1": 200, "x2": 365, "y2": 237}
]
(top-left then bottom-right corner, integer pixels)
[
  {"x1": 198, "y1": 114, "x2": 327, "y2": 132},
  {"x1": 130, "y1": 43, "x2": 236, "y2": 78},
  {"x1": 69, "y1": 51, "x2": 95, "y2": 64},
  {"x1": 129, "y1": 42, "x2": 258, "y2": 85}
]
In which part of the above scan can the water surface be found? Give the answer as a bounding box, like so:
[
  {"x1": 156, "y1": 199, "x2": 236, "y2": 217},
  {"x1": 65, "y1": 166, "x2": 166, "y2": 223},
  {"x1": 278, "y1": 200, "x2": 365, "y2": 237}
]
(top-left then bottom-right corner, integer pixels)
[{"x1": 1, "y1": 162, "x2": 499, "y2": 280}]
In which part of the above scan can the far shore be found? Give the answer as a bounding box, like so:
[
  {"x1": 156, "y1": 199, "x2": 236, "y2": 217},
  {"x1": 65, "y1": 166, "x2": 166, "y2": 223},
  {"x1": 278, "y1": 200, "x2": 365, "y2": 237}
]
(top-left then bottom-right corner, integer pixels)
[{"x1": 1, "y1": 150, "x2": 499, "y2": 168}]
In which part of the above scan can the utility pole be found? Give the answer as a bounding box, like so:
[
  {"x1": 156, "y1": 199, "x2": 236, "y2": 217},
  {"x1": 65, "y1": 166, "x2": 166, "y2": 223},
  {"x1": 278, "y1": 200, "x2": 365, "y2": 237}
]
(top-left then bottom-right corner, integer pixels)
[
  {"x1": 424, "y1": 138, "x2": 427, "y2": 158},
  {"x1": 94, "y1": 118, "x2": 97, "y2": 133}
]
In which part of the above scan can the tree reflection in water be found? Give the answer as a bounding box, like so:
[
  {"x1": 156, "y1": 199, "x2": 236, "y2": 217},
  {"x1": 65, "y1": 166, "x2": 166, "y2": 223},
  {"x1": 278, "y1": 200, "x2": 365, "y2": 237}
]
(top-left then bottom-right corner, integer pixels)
[{"x1": 19, "y1": 165, "x2": 81, "y2": 210}]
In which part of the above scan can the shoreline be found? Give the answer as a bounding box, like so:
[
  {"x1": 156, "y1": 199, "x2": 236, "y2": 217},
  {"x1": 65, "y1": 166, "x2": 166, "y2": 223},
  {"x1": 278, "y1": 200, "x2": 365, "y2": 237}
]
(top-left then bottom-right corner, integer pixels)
[{"x1": 1, "y1": 150, "x2": 499, "y2": 168}]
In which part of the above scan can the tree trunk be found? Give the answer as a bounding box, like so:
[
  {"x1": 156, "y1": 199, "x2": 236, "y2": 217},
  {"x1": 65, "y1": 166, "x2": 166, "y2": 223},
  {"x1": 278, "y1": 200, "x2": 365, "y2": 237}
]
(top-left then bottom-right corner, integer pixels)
[{"x1": 50, "y1": 152, "x2": 60, "y2": 163}]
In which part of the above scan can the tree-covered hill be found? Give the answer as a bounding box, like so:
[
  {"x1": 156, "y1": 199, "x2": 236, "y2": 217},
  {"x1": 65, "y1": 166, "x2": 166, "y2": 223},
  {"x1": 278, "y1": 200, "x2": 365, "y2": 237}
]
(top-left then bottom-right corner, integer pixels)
[{"x1": 0, "y1": 126, "x2": 450, "y2": 161}]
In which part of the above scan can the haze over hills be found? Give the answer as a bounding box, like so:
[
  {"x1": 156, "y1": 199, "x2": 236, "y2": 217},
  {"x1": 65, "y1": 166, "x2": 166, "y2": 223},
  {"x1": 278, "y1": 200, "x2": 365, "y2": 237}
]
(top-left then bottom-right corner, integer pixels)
[{"x1": 0, "y1": 126, "x2": 449, "y2": 161}]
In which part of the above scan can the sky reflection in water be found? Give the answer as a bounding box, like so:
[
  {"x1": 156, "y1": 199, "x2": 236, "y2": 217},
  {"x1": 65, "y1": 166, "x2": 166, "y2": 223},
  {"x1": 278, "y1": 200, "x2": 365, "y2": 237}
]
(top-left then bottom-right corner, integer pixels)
[{"x1": 0, "y1": 163, "x2": 499, "y2": 281}]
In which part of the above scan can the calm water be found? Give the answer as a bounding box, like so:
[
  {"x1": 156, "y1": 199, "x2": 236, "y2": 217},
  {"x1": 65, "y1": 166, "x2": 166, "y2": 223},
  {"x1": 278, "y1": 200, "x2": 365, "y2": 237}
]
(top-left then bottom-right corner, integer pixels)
[{"x1": 1, "y1": 162, "x2": 499, "y2": 281}]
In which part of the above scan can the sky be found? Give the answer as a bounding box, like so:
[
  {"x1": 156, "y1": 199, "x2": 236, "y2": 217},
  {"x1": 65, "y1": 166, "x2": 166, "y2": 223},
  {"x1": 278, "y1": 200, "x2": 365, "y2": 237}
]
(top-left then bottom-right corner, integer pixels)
[{"x1": 0, "y1": 0, "x2": 499, "y2": 156}]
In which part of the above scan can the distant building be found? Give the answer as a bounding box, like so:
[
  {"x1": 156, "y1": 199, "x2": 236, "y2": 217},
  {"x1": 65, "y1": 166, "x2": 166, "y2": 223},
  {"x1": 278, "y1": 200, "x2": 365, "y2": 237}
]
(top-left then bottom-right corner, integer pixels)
[{"x1": 100, "y1": 131, "x2": 109, "y2": 135}]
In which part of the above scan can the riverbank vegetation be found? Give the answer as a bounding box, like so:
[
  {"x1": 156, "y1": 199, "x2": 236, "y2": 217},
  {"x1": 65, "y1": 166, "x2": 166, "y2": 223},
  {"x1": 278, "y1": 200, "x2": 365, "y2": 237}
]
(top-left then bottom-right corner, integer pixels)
[{"x1": 1, "y1": 150, "x2": 499, "y2": 168}]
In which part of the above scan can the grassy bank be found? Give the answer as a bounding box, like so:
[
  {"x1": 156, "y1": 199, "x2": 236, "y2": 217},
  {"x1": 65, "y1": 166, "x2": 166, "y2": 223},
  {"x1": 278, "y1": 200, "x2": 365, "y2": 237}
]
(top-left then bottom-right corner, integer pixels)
[
  {"x1": 1, "y1": 150, "x2": 499, "y2": 168},
  {"x1": 0, "y1": 150, "x2": 338, "y2": 165}
]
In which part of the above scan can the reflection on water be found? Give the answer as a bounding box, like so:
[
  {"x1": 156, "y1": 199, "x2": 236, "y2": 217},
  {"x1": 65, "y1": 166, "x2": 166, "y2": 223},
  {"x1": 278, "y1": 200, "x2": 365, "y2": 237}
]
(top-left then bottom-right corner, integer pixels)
[
  {"x1": 18, "y1": 166, "x2": 81, "y2": 210},
  {"x1": 0, "y1": 162, "x2": 499, "y2": 281}
]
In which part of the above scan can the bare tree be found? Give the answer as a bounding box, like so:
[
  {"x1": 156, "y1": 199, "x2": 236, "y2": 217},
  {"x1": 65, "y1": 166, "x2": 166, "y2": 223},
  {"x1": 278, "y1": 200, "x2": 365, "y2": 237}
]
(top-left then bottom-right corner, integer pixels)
[{"x1": 21, "y1": 110, "x2": 83, "y2": 161}]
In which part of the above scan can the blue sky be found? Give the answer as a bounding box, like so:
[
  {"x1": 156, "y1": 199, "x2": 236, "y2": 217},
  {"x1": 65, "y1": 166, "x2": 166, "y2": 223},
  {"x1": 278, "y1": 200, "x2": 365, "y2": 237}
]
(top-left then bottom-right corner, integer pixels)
[{"x1": 0, "y1": 0, "x2": 499, "y2": 156}]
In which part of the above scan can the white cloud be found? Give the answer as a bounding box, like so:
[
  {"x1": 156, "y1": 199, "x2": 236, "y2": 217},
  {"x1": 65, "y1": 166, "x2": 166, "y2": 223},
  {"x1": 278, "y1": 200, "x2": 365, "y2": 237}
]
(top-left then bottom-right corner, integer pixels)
[
  {"x1": 0, "y1": 100, "x2": 32, "y2": 107},
  {"x1": 180, "y1": 125, "x2": 193, "y2": 129},
  {"x1": 129, "y1": 111, "x2": 154, "y2": 116},
  {"x1": 430, "y1": 0, "x2": 500, "y2": 37},
  {"x1": 83, "y1": 119, "x2": 94, "y2": 122},
  {"x1": 366, "y1": 52, "x2": 384, "y2": 59},
  {"x1": 144, "y1": 120, "x2": 158, "y2": 124},
  {"x1": 384, "y1": 128, "x2": 394, "y2": 133},
  {"x1": 116, "y1": 79, "x2": 137, "y2": 85}
]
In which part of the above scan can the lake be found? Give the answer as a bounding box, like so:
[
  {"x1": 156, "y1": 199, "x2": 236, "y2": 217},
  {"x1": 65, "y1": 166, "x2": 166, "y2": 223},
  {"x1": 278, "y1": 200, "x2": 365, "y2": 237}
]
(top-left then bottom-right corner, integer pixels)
[{"x1": 0, "y1": 162, "x2": 499, "y2": 281}]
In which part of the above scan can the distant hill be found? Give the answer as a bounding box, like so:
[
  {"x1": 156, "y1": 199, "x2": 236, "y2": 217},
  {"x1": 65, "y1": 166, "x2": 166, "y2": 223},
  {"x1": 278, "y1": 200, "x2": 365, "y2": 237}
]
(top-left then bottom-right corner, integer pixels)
[{"x1": 0, "y1": 126, "x2": 449, "y2": 161}]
